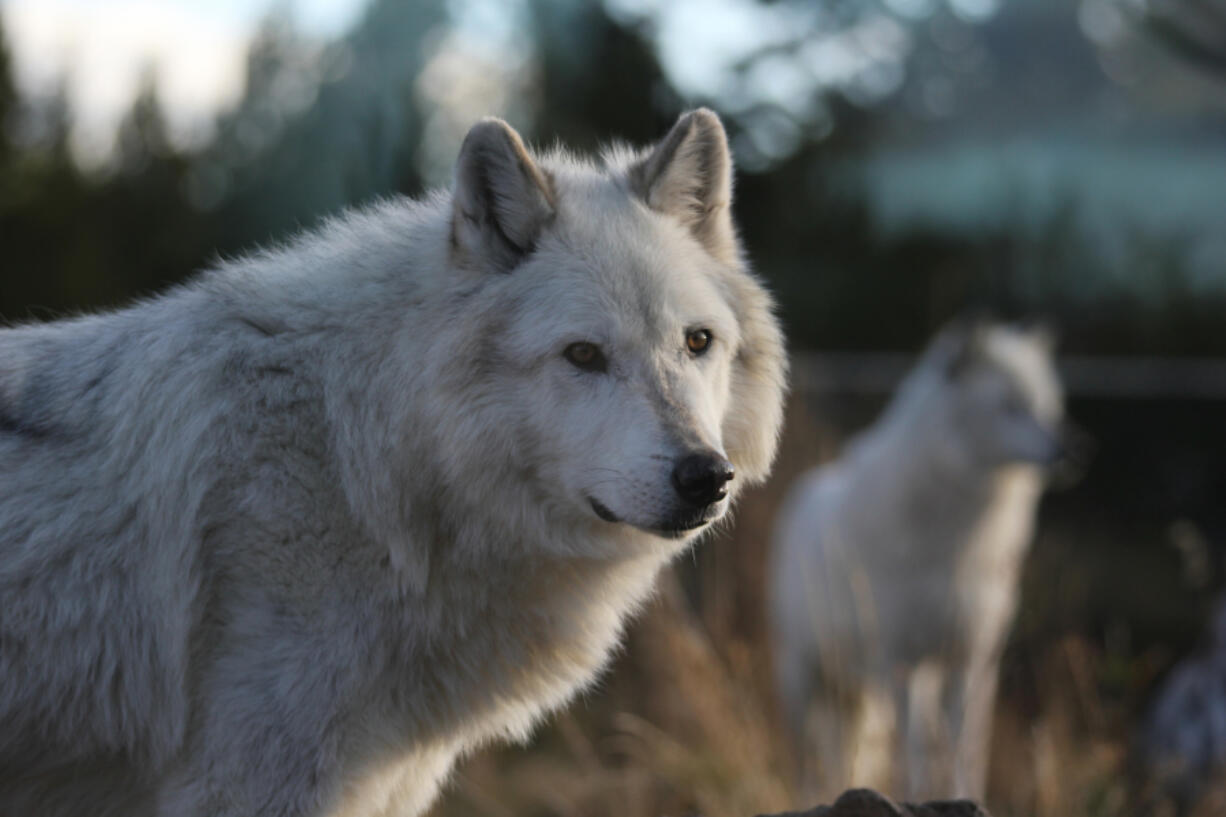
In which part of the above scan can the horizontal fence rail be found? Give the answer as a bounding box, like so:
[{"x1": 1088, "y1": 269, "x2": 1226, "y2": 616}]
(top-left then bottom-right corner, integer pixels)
[{"x1": 791, "y1": 353, "x2": 1226, "y2": 399}]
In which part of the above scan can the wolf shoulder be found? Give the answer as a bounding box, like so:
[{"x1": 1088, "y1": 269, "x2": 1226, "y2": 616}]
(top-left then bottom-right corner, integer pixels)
[{"x1": 0, "y1": 201, "x2": 434, "y2": 769}]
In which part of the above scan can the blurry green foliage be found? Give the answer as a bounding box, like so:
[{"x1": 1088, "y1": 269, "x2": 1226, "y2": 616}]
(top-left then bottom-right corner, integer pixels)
[{"x1": 0, "y1": 0, "x2": 1224, "y2": 356}]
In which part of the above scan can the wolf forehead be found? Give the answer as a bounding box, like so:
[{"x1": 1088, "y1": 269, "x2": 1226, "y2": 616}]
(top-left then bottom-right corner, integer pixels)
[{"x1": 535, "y1": 150, "x2": 731, "y2": 261}]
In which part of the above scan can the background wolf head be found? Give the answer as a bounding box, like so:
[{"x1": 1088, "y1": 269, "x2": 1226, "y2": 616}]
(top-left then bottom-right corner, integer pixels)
[{"x1": 929, "y1": 320, "x2": 1065, "y2": 471}]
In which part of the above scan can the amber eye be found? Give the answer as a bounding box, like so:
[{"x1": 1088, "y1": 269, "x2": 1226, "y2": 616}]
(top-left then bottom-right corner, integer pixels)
[
  {"x1": 686, "y1": 329, "x2": 712, "y2": 355},
  {"x1": 564, "y1": 342, "x2": 607, "y2": 373}
]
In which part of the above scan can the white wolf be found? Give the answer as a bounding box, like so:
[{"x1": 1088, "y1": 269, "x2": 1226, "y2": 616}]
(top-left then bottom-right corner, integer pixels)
[
  {"x1": 769, "y1": 320, "x2": 1064, "y2": 801},
  {"x1": 0, "y1": 110, "x2": 786, "y2": 817}
]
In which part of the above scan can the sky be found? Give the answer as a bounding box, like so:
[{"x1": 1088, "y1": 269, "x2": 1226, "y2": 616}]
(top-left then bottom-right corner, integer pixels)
[
  {"x1": 3, "y1": 0, "x2": 946, "y2": 167},
  {"x1": 0, "y1": 0, "x2": 366, "y2": 162}
]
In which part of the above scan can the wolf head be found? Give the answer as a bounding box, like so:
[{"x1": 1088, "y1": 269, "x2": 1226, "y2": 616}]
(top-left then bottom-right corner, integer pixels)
[
  {"x1": 436, "y1": 110, "x2": 786, "y2": 549},
  {"x1": 922, "y1": 320, "x2": 1065, "y2": 470}
]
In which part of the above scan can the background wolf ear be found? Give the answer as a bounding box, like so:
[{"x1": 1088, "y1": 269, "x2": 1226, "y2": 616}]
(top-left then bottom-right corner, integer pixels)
[
  {"x1": 630, "y1": 109, "x2": 739, "y2": 265},
  {"x1": 451, "y1": 118, "x2": 555, "y2": 273},
  {"x1": 1018, "y1": 318, "x2": 1058, "y2": 353},
  {"x1": 941, "y1": 318, "x2": 992, "y2": 380}
]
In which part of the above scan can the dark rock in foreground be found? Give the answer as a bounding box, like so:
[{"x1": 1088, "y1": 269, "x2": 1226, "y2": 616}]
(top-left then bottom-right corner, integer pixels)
[{"x1": 756, "y1": 788, "x2": 991, "y2": 817}]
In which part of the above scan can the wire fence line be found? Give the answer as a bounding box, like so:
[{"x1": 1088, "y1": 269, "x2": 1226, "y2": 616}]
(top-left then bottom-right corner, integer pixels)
[{"x1": 790, "y1": 353, "x2": 1226, "y2": 399}]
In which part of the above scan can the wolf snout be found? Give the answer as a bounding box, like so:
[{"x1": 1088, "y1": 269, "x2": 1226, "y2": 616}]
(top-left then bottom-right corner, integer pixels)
[{"x1": 672, "y1": 451, "x2": 735, "y2": 507}]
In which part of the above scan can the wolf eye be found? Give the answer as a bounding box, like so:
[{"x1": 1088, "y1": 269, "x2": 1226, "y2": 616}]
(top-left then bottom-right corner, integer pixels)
[
  {"x1": 686, "y1": 329, "x2": 712, "y2": 355},
  {"x1": 563, "y1": 342, "x2": 607, "y2": 373}
]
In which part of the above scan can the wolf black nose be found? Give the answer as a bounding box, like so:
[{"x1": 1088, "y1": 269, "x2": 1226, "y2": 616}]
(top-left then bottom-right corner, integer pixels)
[{"x1": 672, "y1": 452, "x2": 735, "y2": 507}]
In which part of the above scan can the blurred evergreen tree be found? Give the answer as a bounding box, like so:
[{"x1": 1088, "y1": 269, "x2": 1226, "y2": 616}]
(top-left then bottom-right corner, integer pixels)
[
  {"x1": 0, "y1": 73, "x2": 90, "y2": 320},
  {"x1": 196, "y1": 0, "x2": 446, "y2": 257},
  {"x1": 528, "y1": 0, "x2": 681, "y2": 148},
  {"x1": 0, "y1": 16, "x2": 16, "y2": 166},
  {"x1": 116, "y1": 71, "x2": 172, "y2": 174},
  {"x1": 0, "y1": 62, "x2": 206, "y2": 318},
  {"x1": 90, "y1": 73, "x2": 208, "y2": 304}
]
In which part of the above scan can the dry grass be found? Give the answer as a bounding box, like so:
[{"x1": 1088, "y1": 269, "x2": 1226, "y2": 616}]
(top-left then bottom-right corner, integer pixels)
[
  {"x1": 433, "y1": 582, "x2": 797, "y2": 817},
  {"x1": 431, "y1": 607, "x2": 1145, "y2": 817}
]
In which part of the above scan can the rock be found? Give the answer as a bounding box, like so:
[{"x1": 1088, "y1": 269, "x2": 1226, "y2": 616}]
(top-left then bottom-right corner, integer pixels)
[{"x1": 755, "y1": 788, "x2": 991, "y2": 817}]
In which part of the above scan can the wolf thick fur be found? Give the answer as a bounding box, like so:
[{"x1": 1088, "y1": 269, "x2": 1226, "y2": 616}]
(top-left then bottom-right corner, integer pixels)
[
  {"x1": 0, "y1": 111, "x2": 786, "y2": 817},
  {"x1": 769, "y1": 321, "x2": 1063, "y2": 800}
]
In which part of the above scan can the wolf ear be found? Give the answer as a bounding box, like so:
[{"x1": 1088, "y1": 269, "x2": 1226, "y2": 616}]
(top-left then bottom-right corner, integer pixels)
[
  {"x1": 941, "y1": 319, "x2": 991, "y2": 380},
  {"x1": 1020, "y1": 319, "x2": 1058, "y2": 353},
  {"x1": 451, "y1": 118, "x2": 555, "y2": 273},
  {"x1": 630, "y1": 109, "x2": 739, "y2": 264}
]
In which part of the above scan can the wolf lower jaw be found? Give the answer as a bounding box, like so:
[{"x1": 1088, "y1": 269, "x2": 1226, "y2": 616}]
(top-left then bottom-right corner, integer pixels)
[{"x1": 587, "y1": 496, "x2": 724, "y2": 540}]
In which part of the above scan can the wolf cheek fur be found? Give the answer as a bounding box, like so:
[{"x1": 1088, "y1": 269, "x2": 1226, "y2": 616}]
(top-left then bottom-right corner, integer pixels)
[{"x1": 0, "y1": 109, "x2": 786, "y2": 817}]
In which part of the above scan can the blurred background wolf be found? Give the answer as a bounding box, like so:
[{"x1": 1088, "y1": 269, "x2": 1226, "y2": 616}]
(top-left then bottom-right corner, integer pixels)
[
  {"x1": 2, "y1": 0, "x2": 1226, "y2": 814},
  {"x1": 770, "y1": 320, "x2": 1067, "y2": 800}
]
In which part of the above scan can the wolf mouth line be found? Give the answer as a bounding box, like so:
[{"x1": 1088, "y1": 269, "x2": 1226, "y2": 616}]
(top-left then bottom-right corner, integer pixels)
[{"x1": 588, "y1": 496, "x2": 719, "y2": 535}]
